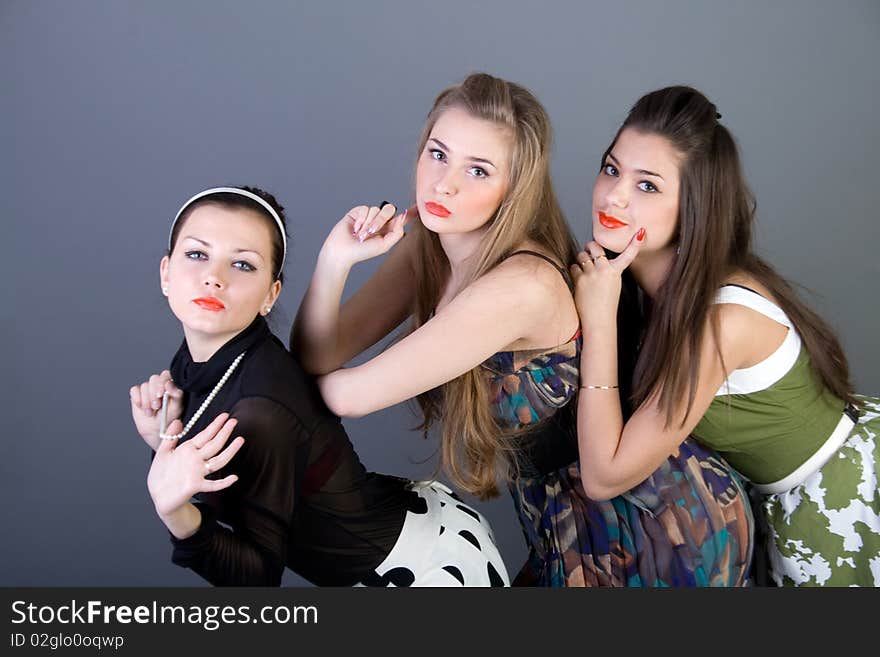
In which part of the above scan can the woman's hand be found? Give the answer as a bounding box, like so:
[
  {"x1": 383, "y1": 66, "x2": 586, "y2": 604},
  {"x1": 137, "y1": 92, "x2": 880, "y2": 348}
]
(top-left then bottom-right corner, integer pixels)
[
  {"x1": 320, "y1": 203, "x2": 414, "y2": 268},
  {"x1": 130, "y1": 370, "x2": 184, "y2": 451},
  {"x1": 147, "y1": 413, "x2": 245, "y2": 519},
  {"x1": 570, "y1": 230, "x2": 644, "y2": 335}
]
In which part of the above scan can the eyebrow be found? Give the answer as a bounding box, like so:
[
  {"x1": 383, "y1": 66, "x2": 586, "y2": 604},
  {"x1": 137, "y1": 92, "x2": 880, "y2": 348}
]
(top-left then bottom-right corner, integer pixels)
[
  {"x1": 607, "y1": 152, "x2": 665, "y2": 180},
  {"x1": 181, "y1": 235, "x2": 265, "y2": 258},
  {"x1": 429, "y1": 138, "x2": 498, "y2": 169}
]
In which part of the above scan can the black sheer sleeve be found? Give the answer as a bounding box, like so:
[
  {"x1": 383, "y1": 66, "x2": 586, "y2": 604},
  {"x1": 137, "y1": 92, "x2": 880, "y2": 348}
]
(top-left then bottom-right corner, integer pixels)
[{"x1": 169, "y1": 396, "x2": 311, "y2": 586}]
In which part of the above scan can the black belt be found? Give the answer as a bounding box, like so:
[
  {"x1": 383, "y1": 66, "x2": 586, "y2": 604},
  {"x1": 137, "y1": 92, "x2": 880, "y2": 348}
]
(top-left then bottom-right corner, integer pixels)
[{"x1": 844, "y1": 402, "x2": 861, "y2": 423}]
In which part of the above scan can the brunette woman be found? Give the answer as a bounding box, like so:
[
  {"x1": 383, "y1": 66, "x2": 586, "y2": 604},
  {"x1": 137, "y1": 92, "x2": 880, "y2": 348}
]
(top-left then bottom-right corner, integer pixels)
[{"x1": 572, "y1": 86, "x2": 879, "y2": 586}]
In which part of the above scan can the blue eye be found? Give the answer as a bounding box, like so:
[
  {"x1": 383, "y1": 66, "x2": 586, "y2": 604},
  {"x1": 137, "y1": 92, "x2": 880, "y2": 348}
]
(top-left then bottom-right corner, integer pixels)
[
  {"x1": 429, "y1": 148, "x2": 446, "y2": 162},
  {"x1": 468, "y1": 166, "x2": 488, "y2": 178},
  {"x1": 233, "y1": 260, "x2": 256, "y2": 272},
  {"x1": 602, "y1": 163, "x2": 619, "y2": 177},
  {"x1": 638, "y1": 181, "x2": 658, "y2": 193},
  {"x1": 184, "y1": 250, "x2": 207, "y2": 260}
]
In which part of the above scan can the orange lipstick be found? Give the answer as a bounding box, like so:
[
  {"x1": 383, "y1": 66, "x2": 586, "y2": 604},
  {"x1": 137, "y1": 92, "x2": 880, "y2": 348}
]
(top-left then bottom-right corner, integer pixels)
[
  {"x1": 425, "y1": 202, "x2": 451, "y2": 218},
  {"x1": 598, "y1": 211, "x2": 628, "y2": 229},
  {"x1": 193, "y1": 297, "x2": 225, "y2": 311}
]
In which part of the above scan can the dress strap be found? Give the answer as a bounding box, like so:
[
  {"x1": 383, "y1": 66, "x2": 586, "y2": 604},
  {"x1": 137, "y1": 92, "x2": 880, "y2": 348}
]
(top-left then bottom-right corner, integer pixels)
[
  {"x1": 713, "y1": 284, "x2": 801, "y2": 396},
  {"x1": 714, "y1": 284, "x2": 792, "y2": 329}
]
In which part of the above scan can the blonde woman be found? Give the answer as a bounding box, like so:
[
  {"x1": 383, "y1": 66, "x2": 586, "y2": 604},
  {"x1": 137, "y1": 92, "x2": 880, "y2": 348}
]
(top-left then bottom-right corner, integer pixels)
[{"x1": 294, "y1": 73, "x2": 753, "y2": 586}]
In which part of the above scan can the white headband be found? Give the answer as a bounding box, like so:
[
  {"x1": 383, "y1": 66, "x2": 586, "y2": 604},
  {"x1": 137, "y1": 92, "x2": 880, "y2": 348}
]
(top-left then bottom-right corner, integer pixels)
[{"x1": 169, "y1": 187, "x2": 287, "y2": 278}]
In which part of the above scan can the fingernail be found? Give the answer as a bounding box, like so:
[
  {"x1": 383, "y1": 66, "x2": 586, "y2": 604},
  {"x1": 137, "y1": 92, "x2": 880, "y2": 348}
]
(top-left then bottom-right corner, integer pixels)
[{"x1": 637, "y1": 227, "x2": 646, "y2": 241}]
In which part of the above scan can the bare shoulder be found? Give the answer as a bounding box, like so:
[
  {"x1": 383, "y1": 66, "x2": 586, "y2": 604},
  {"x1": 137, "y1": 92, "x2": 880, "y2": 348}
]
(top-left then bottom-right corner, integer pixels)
[
  {"x1": 471, "y1": 247, "x2": 576, "y2": 348},
  {"x1": 712, "y1": 273, "x2": 790, "y2": 368},
  {"x1": 490, "y1": 248, "x2": 570, "y2": 303},
  {"x1": 711, "y1": 302, "x2": 756, "y2": 340},
  {"x1": 460, "y1": 253, "x2": 568, "y2": 329}
]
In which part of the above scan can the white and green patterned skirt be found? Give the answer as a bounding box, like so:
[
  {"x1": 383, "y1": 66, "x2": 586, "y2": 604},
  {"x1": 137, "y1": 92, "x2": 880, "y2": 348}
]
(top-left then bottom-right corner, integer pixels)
[{"x1": 760, "y1": 395, "x2": 880, "y2": 586}]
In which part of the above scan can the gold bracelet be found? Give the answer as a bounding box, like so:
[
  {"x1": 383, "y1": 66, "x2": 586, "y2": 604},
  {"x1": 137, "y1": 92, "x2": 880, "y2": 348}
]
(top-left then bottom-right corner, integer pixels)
[{"x1": 579, "y1": 384, "x2": 619, "y2": 390}]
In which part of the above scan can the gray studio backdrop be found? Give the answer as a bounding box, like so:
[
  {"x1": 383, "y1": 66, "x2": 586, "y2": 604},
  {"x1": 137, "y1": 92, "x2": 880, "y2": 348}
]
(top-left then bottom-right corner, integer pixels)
[{"x1": 2, "y1": 1, "x2": 878, "y2": 586}]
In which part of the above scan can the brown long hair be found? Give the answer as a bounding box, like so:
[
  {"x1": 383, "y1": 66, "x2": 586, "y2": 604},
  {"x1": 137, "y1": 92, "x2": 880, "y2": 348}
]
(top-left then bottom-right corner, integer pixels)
[
  {"x1": 410, "y1": 73, "x2": 578, "y2": 499},
  {"x1": 611, "y1": 86, "x2": 855, "y2": 424}
]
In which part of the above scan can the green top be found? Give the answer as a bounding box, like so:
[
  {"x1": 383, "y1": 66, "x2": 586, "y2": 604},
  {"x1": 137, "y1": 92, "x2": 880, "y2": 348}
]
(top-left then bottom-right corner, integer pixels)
[
  {"x1": 691, "y1": 285, "x2": 848, "y2": 485},
  {"x1": 693, "y1": 347, "x2": 844, "y2": 484}
]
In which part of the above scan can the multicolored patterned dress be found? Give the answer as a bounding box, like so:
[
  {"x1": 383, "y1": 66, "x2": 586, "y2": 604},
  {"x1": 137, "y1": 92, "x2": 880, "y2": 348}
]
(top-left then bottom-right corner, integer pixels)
[
  {"x1": 483, "y1": 251, "x2": 754, "y2": 587},
  {"x1": 693, "y1": 285, "x2": 880, "y2": 586}
]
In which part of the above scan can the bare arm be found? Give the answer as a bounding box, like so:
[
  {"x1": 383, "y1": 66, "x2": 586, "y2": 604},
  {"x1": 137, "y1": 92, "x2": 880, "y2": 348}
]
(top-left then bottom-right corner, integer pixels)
[
  {"x1": 575, "y1": 309, "x2": 733, "y2": 499},
  {"x1": 291, "y1": 204, "x2": 415, "y2": 374},
  {"x1": 571, "y1": 240, "x2": 752, "y2": 500},
  {"x1": 317, "y1": 257, "x2": 570, "y2": 418}
]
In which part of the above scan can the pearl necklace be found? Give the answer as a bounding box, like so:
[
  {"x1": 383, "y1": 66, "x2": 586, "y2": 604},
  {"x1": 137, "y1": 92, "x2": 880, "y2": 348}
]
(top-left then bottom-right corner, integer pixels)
[{"x1": 159, "y1": 352, "x2": 246, "y2": 441}]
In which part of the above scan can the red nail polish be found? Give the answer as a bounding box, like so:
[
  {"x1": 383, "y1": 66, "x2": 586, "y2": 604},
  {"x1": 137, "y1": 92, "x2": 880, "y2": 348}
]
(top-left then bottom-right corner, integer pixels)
[{"x1": 636, "y1": 227, "x2": 646, "y2": 241}]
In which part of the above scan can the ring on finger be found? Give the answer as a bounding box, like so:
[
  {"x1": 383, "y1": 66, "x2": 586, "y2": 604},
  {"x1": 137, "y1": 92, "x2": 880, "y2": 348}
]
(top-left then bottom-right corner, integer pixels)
[
  {"x1": 204, "y1": 460, "x2": 212, "y2": 474},
  {"x1": 593, "y1": 254, "x2": 608, "y2": 260}
]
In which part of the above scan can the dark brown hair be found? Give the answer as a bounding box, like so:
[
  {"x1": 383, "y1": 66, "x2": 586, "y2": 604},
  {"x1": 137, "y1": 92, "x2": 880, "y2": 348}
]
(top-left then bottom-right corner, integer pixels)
[
  {"x1": 608, "y1": 86, "x2": 855, "y2": 424},
  {"x1": 169, "y1": 186, "x2": 288, "y2": 282}
]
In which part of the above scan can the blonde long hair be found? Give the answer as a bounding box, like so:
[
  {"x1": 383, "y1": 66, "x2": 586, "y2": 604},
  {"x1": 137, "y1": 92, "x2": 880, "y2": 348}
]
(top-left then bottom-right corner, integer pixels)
[{"x1": 409, "y1": 73, "x2": 578, "y2": 499}]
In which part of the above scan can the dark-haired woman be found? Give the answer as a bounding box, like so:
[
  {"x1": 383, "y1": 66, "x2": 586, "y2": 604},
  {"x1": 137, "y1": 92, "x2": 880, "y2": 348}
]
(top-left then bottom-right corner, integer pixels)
[
  {"x1": 572, "y1": 86, "x2": 880, "y2": 586},
  {"x1": 129, "y1": 186, "x2": 510, "y2": 586}
]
